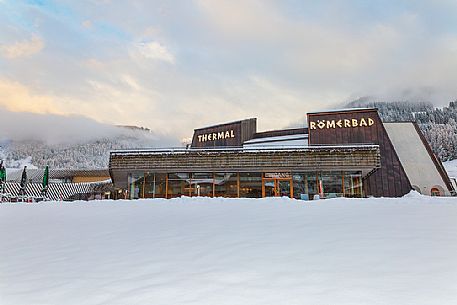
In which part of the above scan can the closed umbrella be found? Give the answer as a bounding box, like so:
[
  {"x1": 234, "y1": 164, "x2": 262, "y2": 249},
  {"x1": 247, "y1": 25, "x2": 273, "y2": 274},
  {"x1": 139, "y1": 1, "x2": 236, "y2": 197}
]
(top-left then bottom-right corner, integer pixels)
[
  {"x1": 0, "y1": 161, "x2": 5, "y2": 194},
  {"x1": 42, "y1": 166, "x2": 49, "y2": 198},
  {"x1": 19, "y1": 166, "x2": 27, "y2": 197}
]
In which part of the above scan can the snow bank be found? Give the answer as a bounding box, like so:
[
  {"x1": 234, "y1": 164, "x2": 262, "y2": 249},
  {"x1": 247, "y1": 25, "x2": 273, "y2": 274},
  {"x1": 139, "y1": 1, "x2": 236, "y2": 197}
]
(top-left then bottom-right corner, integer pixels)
[{"x1": 1, "y1": 195, "x2": 457, "y2": 305}]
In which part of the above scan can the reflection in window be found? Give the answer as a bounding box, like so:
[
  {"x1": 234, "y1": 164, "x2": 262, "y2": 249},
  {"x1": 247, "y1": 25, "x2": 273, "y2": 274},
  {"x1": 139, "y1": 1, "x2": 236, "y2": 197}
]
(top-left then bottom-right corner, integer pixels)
[
  {"x1": 214, "y1": 173, "x2": 238, "y2": 197},
  {"x1": 292, "y1": 172, "x2": 317, "y2": 200},
  {"x1": 344, "y1": 171, "x2": 363, "y2": 198},
  {"x1": 168, "y1": 173, "x2": 190, "y2": 198},
  {"x1": 128, "y1": 173, "x2": 144, "y2": 199},
  {"x1": 153, "y1": 173, "x2": 167, "y2": 198},
  {"x1": 239, "y1": 173, "x2": 262, "y2": 198},
  {"x1": 191, "y1": 173, "x2": 213, "y2": 197},
  {"x1": 319, "y1": 172, "x2": 343, "y2": 198}
]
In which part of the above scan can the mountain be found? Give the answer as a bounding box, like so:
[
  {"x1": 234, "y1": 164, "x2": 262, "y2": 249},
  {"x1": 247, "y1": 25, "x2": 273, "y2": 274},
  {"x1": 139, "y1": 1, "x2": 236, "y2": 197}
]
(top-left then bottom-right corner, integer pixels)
[
  {"x1": 345, "y1": 98, "x2": 457, "y2": 161},
  {"x1": 0, "y1": 126, "x2": 174, "y2": 169}
]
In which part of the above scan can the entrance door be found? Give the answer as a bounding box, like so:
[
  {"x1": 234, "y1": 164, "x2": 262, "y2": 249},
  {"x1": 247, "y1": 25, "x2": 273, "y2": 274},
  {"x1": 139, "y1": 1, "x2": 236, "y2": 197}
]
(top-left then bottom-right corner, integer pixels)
[
  {"x1": 262, "y1": 178, "x2": 293, "y2": 198},
  {"x1": 263, "y1": 179, "x2": 276, "y2": 197}
]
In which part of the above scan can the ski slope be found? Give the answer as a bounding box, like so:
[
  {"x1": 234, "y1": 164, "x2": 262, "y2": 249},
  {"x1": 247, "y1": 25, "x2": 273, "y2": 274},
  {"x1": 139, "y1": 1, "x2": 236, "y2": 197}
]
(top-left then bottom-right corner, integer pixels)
[{"x1": 1, "y1": 193, "x2": 457, "y2": 305}]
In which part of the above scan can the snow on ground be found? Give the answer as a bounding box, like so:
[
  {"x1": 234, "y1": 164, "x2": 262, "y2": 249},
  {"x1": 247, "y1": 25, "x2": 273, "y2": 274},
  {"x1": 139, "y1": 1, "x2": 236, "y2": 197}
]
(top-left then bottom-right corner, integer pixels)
[{"x1": 1, "y1": 193, "x2": 457, "y2": 305}]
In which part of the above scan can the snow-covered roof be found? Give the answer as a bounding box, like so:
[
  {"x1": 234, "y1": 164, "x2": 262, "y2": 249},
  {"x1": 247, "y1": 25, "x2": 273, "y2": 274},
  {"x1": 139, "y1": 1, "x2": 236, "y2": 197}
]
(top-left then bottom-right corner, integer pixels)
[
  {"x1": 111, "y1": 144, "x2": 379, "y2": 156},
  {"x1": 6, "y1": 168, "x2": 110, "y2": 183},
  {"x1": 307, "y1": 107, "x2": 377, "y2": 115},
  {"x1": 243, "y1": 134, "x2": 308, "y2": 144}
]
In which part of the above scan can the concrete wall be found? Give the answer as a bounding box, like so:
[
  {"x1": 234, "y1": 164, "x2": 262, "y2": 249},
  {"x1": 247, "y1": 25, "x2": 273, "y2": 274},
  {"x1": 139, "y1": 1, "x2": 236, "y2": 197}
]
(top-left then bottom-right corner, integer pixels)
[{"x1": 384, "y1": 122, "x2": 451, "y2": 196}]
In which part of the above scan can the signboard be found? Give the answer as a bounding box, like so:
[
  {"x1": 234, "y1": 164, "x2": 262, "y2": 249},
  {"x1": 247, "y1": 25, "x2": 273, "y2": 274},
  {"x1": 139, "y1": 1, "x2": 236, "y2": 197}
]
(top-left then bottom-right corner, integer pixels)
[
  {"x1": 309, "y1": 117, "x2": 375, "y2": 130},
  {"x1": 264, "y1": 172, "x2": 291, "y2": 179},
  {"x1": 191, "y1": 118, "x2": 256, "y2": 148}
]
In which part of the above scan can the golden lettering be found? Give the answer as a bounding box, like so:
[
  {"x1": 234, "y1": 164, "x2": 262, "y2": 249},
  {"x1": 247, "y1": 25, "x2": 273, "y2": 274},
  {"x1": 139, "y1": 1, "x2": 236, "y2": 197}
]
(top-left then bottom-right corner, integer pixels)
[
  {"x1": 197, "y1": 129, "x2": 236, "y2": 142},
  {"x1": 310, "y1": 117, "x2": 375, "y2": 131},
  {"x1": 326, "y1": 120, "x2": 336, "y2": 128}
]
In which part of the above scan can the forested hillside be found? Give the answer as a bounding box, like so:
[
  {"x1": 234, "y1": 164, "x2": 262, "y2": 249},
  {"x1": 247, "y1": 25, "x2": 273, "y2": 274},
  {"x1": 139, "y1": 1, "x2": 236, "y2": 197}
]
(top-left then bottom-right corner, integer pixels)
[
  {"x1": 0, "y1": 126, "x2": 171, "y2": 169},
  {"x1": 347, "y1": 99, "x2": 457, "y2": 161}
]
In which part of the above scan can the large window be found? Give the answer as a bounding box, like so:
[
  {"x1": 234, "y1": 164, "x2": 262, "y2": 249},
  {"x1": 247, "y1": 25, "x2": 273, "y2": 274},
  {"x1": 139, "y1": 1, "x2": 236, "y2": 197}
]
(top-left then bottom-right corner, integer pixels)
[
  {"x1": 143, "y1": 173, "x2": 155, "y2": 198},
  {"x1": 191, "y1": 173, "x2": 214, "y2": 197},
  {"x1": 126, "y1": 170, "x2": 365, "y2": 200},
  {"x1": 292, "y1": 172, "x2": 318, "y2": 200},
  {"x1": 239, "y1": 172, "x2": 262, "y2": 198},
  {"x1": 214, "y1": 173, "x2": 238, "y2": 197},
  {"x1": 167, "y1": 173, "x2": 190, "y2": 198},
  {"x1": 319, "y1": 172, "x2": 343, "y2": 198},
  {"x1": 343, "y1": 171, "x2": 363, "y2": 197},
  {"x1": 128, "y1": 172, "x2": 144, "y2": 199}
]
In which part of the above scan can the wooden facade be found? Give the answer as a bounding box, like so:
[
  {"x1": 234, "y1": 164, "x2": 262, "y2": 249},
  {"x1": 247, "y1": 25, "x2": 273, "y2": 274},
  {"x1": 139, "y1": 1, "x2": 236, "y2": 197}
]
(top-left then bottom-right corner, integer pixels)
[
  {"x1": 252, "y1": 127, "x2": 308, "y2": 139},
  {"x1": 307, "y1": 108, "x2": 412, "y2": 197},
  {"x1": 109, "y1": 146, "x2": 381, "y2": 189},
  {"x1": 191, "y1": 118, "x2": 257, "y2": 148}
]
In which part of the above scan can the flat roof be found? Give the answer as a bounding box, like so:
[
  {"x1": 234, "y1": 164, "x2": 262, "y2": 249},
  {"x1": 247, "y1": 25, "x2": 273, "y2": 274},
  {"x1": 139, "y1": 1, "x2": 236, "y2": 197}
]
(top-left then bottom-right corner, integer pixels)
[{"x1": 307, "y1": 107, "x2": 377, "y2": 115}]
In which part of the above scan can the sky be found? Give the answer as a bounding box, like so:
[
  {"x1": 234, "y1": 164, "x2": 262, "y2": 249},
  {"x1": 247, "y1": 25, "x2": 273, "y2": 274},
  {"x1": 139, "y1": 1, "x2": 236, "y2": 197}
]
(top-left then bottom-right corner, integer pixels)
[{"x1": 1, "y1": 0, "x2": 457, "y2": 141}]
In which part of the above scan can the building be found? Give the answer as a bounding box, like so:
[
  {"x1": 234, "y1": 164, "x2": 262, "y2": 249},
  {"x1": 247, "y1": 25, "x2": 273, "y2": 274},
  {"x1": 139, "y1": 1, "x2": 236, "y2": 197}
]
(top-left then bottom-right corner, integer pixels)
[
  {"x1": 7, "y1": 168, "x2": 110, "y2": 184},
  {"x1": 109, "y1": 108, "x2": 455, "y2": 199},
  {"x1": 4, "y1": 168, "x2": 113, "y2": 201}
]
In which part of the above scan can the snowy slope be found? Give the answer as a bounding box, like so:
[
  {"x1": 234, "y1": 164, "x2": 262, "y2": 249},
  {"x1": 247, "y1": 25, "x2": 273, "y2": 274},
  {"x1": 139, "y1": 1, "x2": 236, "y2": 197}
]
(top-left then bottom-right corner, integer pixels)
[
  {"x1": 444, "y1": 159, "x2": 457, "y2": 178},
  {"x1": 1, "y1": 194, "x2": 457, "y2": 305}
]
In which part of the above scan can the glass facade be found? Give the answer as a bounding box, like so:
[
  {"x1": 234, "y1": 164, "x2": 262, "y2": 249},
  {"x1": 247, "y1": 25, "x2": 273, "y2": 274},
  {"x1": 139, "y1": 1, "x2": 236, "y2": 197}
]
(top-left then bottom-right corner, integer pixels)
[
  {"x1": 214, "y1": 173, "x2": 238, "y2": 197},
  {"x1": 167, "y1": 173, "x2": 190, "y2": 198},
  {"x1": 191, "y1": 173, "x2": 213, "y2": 197},
  {"x1": 343, "y1": 172, "x2": 364, "y2": 197},
  {"x1": 239, "y1": 173, "x2": 262, "y2": 198},
  {"x1": 128, "y1": 172, "x2": 144, "y2": 199},
  {"x1": 127, "y1": 171, "x2": 364, "y2": 200}
]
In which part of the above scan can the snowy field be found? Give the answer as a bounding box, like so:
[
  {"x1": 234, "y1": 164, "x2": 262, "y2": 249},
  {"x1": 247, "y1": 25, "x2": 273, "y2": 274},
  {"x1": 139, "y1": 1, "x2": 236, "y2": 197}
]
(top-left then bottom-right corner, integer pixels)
[{"x1": 1, "y1": 194, "x2": 457, "y2": 305}]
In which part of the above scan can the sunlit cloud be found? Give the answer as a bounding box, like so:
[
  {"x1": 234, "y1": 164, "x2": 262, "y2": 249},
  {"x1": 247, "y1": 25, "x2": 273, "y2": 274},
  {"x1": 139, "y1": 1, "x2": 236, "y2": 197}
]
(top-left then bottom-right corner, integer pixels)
[
  {"x1": 0, "y1": 0, "x2": 457, "y2": 143},
  {"x1": 135, "y1": 41, "x2": 175, "y2": 64},
  {"x1": 0, "y1": 79, "x2": 60, "y2": 114},
  {"x1": 0, "y1": 35, "x2": 44, "y2": 59}
]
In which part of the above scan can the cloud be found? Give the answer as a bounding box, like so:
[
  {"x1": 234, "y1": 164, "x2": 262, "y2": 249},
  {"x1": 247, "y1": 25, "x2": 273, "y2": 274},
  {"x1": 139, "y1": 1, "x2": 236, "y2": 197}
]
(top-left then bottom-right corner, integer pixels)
[
  {"x1": 0, "y1": 79, "x2": 61, "y2": 114},
  {"x1": 135, "y1": 41, "x2": 175, "y2": 63},
  {"x1": 82, "y1": 20, "x2": 93, "y2": 29},
  {"x1": 0, "y1": 105, "x2": 178, "y2": 146},
  {"x1": 0, "y1": 35, "x2": 44, "y2": 59},
  {"x1": 1, "y1": 0, "x2": 457, "y2": 141}
]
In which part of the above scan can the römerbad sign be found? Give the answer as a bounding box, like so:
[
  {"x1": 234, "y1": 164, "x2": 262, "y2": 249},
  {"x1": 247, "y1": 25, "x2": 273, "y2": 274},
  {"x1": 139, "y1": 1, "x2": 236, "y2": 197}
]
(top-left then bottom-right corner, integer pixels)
[{"x1": 309, "y1": 118, "x2": 375, "y2": 130}]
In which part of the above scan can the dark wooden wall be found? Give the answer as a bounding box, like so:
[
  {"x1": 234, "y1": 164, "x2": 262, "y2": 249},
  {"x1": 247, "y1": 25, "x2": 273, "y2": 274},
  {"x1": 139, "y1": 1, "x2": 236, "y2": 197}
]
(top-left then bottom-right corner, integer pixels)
[
  {"x1": 308, "y1": 109, "x2": 411, "y2": 197},
  {"x1": 253, "y1": 127, "x2": 308, "y2": 139},
  {"x1": 191, "y1": 118, "x2": 257, "y2": 148}
]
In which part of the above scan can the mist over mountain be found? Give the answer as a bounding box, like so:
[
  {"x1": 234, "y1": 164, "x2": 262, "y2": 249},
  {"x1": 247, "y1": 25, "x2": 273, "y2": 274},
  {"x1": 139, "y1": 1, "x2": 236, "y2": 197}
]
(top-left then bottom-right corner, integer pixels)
[
  {"x1": 0, "y1": 109, "x2": 179, "y2": 169},
  {"x1": 345, "y1": 98, "x2": 457, "y2": 161}
]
